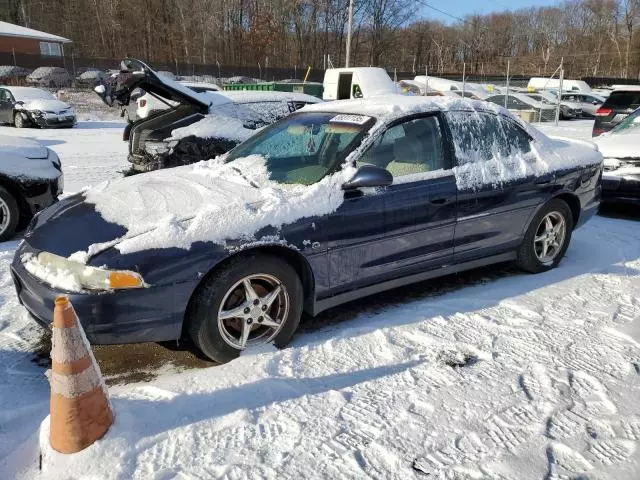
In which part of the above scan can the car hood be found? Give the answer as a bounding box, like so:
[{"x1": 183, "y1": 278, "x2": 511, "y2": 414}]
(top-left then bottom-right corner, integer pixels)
[
  {"x1": 26, "y1": 155, "x2": 354, "y2": 259},
  {"x1": 95, "y1": 58, "x2": 210, "y2": 112},
  {"x1": 26, "y1": 159, "x2": 266, "y2": 258},
  {"x1": 20, "y1": 99, "x2": 72, "y2": 113},
  {"x1": 0, "y1": 135, "x2": 48, "y2": 159},
  {"x1": 593, "y1": 132, "x2": 640, "y2": 159}
]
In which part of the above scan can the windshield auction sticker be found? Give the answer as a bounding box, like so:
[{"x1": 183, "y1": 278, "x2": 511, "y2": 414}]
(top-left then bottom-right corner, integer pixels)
[{"x1": 329, "y1": 114, "x2": 371, "y2": 125}]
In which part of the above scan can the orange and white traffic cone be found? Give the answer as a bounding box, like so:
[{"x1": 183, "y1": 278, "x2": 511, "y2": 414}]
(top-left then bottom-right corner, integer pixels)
[{"x1": 49, "y1": 296, "x2": 114, "y2": 453}]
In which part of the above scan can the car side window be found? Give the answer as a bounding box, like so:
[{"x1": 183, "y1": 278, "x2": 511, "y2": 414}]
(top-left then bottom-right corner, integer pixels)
[
  {"x1": 0, "y1": 89, "x2": 10, "y2": 102},
  {"x1": 499, "y1": 117, "x2": 532, "y2": 154},
  {"x1": 358, "y1": 116, "x2": 446, "y2": 178},
  {"x1": 445, "y1": 111, "x2": 529, "y2": 164}
]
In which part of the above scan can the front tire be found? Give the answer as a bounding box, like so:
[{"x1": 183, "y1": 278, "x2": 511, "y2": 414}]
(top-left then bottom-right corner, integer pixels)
[
  {"x1": 0, "y1": 187, "x2": 20, "y2": 242},
  {"x1": 13, "y1": 112, "x2": 27, "y2": 128},
  {"x1": 517, "y1": 199, "x2": 573, "y2": 273},
  {"x1": 187, "y1": 254, "x2": 303, "y2": 364}
]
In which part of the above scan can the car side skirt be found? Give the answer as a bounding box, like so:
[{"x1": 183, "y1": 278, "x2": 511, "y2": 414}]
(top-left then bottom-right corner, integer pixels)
[{"x1": 311, "y1": 251, "x2": 516, "y2": 315}]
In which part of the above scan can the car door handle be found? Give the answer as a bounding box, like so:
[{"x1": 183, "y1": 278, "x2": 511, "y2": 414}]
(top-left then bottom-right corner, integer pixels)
[{"x1": 430, "y1": 197, "x2": 449, "y2": 205}]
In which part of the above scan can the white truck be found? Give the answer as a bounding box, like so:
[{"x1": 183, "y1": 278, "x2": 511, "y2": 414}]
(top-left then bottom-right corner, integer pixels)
[
  {"x1": 527, "y1": 77, "x2": 592, "y2": 93},
  {"x1": 322, "y1": 67, "x2": 399, "y2": 100}
]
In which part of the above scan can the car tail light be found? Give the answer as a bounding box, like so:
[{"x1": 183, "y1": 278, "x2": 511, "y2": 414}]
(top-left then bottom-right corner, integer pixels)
[
  {"x1": 595, "y1": 107, "x2": 613, "y2": 116},
  {"x1": 139, "y1": 99, "x2": 147, "y2": 108},
  {"x1": 592, "y1": 128, "x2": 605, "y2": 137}
]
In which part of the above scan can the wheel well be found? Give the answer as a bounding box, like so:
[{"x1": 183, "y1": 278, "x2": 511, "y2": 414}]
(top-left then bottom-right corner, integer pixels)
[
  {"x1": 0, "y1": 177, "x2": 29, "y2": 221},
  {"x1": 182, "y1": 245, "x2": 317, "y2": 337},
  {"x1": 554, "y1": 193, "x2": 580, "y2": 227}
]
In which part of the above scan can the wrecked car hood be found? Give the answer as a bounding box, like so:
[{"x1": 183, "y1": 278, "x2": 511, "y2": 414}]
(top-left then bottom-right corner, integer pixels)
[
  {"x1": 19, "y1": 99, "x2": 72, "y2": 113},
  {"x1": 95, "y1": 58, "x2": 210, "y2": 112}
]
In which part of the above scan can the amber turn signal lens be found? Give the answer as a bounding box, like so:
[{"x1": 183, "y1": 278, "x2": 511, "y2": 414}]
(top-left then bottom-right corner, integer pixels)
[{"x1": 109, "y1": 272, "x2": 144, "y2": 289}]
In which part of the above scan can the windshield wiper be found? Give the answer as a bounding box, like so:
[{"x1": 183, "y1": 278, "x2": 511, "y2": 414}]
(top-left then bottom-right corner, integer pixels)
[{"x1": 232, "y1": 166, "x2": 259, "y2": 188}]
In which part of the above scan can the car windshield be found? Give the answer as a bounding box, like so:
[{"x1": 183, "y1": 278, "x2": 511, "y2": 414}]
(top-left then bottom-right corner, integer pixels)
[
  {"x1": 12, "y1": 88, "x2": 56, "y2": 101},
  {"x1": 225, "y1": 112, "x2": 372, "y2": 185},
  {"x1": 610, "y1": 108, "x2": 640, "y2": 134}
]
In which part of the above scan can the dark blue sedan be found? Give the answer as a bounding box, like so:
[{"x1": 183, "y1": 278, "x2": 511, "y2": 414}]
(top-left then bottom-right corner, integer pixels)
[{"x1": 11, "y1": 96, "x2": 602, "y2": 363}]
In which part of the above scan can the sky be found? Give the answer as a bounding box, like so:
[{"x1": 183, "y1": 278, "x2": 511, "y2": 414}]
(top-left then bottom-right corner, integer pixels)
[{"x1": 421, "y1": 0, "x2": 560, "y2": 23}]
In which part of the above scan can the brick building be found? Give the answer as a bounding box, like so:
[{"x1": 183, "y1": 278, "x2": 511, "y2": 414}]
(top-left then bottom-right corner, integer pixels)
[{"x1": 0, "y1": 21, "x2": 71, "y2": 67}]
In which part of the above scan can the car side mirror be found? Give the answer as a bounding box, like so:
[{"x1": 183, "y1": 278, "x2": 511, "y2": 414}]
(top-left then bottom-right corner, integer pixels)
[{"x1": 342, "y1": 165, "x2": 393, "y2": 190}]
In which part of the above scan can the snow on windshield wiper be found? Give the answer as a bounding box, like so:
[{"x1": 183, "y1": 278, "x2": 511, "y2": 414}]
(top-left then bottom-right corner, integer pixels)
[{"x1": 232, "y1": 166, "x2": 259, "y2": 188}]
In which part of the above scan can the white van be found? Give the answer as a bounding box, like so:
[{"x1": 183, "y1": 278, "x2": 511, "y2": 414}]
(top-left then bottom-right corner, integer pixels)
[
  {"x1": 323, "y1": 67, "x2": 398, "y2": 100},
  {"x1": 527, "y1": 77, "x2": 592, "y2": 93}
]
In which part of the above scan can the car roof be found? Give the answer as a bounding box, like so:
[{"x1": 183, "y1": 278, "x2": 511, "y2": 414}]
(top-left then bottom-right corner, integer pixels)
[
  {"x1": 179, "y1": 81, "x2": 221, "y2": 90},
  {"x1": 215, "y1": 90, "x2": 321, "y2": 104},
  {"x1": 1, "y1": 86, "x2": 46, "y2": 92},
  {"x1": 301, "y1": 94, "x2": 505, "y2": 122}
]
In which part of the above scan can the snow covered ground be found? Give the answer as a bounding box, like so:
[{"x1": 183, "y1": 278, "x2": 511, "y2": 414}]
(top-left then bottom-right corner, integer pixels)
[{"x1": 1, "y1": 119, "x2": 640, "y2": 479}]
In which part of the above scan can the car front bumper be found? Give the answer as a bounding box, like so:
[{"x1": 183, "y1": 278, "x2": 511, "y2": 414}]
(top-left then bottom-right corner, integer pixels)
[
  {"x1": 602, "y1": 174, "x2": 640, "y2": 203},
  {"x1": 28, "y1": 112, "x2": 76, "y2": 128},
  {"x1": 10, "y1": 247, "x2": 193, "y2": 344}
]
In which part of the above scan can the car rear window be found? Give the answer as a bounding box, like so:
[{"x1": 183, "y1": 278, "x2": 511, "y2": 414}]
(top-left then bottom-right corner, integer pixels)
[{"x1": 604, "y1": 91, "x2": 640, "y2": 109}]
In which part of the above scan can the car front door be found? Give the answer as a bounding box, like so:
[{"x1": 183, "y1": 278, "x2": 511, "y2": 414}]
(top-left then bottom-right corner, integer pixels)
[
  {"x1": 445, "y1": 111, "x2": 554, "y2": 263},
  {"x1": 0, "y1": 89, "x2": 14, "y2": 123},
  {"x1": 326, "y1": 114, "x2": 457, "y2": 295}
]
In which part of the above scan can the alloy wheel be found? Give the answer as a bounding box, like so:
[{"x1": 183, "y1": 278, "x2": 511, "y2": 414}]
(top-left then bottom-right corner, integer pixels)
[
  {"x1": 534, "y1": 211, "x2": 566, "y2": 264},
  {"x1": 217, "y1": 274, "x2": 289, "y2": 350},
  {"x1": 0, "y1": 197, "x2": 10, "y2": 237}
]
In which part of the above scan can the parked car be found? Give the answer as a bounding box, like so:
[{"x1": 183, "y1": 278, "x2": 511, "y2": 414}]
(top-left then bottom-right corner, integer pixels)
[
  {"x1": 26, "y1": 67, "x2": 72, "y2": 88},
  {"x1": 95, "y1": 59, "x2": 320, "y2": 172},
  {"x1": 0, "y1": 65, "x2": 31, "y2": 85},
  {"x1": 593, "y1": 89, "x2": 640, "y2": 136},
  {"x1": 593, "y1": 108, "x2": 640, "y2": 203},
  {"x1": 525, "y1": 92, "x2": 582, "y2": 119},
  {"x1": 561, "y1": 92, "x2": 606, "y2": 117},
  {"x1": 0, "y1": 86, "x2": 76, "y2": 128},
  {"x1": 75, "y1": 68, "x2": 108, "y2": 87},
  {"x1": 485, "y1": 93, "x2": 556, "y2": 121},
  {"x1": 136, "y1": 81, "x2": 222, "y2": 120},
  {"x1": 12, "y1": 95, "x2": 601, "y2": 363},
  {"x1": 0, "y1": 135, "x2": 63, "y2": 240},
  {"x1": 451, "y1": 89, "x2": 487, "y2": 100}
]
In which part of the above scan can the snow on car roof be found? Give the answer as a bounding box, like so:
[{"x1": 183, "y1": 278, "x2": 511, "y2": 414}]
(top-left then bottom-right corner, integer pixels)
[
  {"x1": 2, "y1": 86, "x2": 55, "y2": 100},
  {"x1": 0, "y1": 21, "x2": 71, "y2": 43},
  {"x1": 216, "y1": 90, "x2": 321, "y2": 104},
  {"x1": 179, "y1": 81, "x2": 221, "y2": 91},
  {"x1": 301, "y1": 94, "x2": 501, "y2": 123}
]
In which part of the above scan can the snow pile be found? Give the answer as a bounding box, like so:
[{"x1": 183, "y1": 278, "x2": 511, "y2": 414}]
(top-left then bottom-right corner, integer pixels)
[
  {"x1": 21, "y1": 253, "x2": 83, "y2": 291},
  {"x1": 82, "y1": 155, "x2": 355, "y2": 254}
]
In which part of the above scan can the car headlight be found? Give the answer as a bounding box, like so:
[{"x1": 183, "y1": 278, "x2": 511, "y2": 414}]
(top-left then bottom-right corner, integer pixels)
[
  {"x1": 22, "y1": 251, "x2": 146, "y2": 291},
  {"x1": 144, "y1": 141, "x2": 175, "y2": 155}
]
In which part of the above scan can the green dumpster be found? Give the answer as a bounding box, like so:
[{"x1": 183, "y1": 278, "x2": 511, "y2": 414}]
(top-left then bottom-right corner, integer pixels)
[{"x1": 223, "y1": 82, "x2": 324, "y2": 99}]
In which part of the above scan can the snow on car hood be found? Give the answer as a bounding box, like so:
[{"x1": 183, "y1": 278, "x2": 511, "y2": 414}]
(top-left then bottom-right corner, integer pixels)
[
  {"x1": 170, "y1": 113, "x2": 255, "y2": 142},
  {"x1": 593, "y1": 131, "x2": 640, "y2": 159},
  {"x1": 0, "y1": 134, "x2": 48, "y2": 159},
  {"x1": 19, "y1": 98, "x2": 72, "y2": 113},
  {"x1": 82, "y1": 155, "x2": 355, "y2": 255}
]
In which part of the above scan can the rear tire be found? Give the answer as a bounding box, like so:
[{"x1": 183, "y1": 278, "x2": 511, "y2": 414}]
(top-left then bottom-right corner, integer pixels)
[
  {"x1": 187, "y1": 254, "x2": 303, "y2": 364},
  {"x1": 0, "y1": 187, "x2": 20, "y2": 242},
  {"x1": 517, "y1": 199, "x2": 573, "y2": 273}
]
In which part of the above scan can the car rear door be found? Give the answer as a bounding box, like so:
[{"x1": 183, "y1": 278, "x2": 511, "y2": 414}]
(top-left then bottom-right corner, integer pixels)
[
  {"x1": 326, "y1": 114, "x2": 457, "y2": 294},
  {"x1": 445, "y1": 111, "x2": 552, "y2": 263}
]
